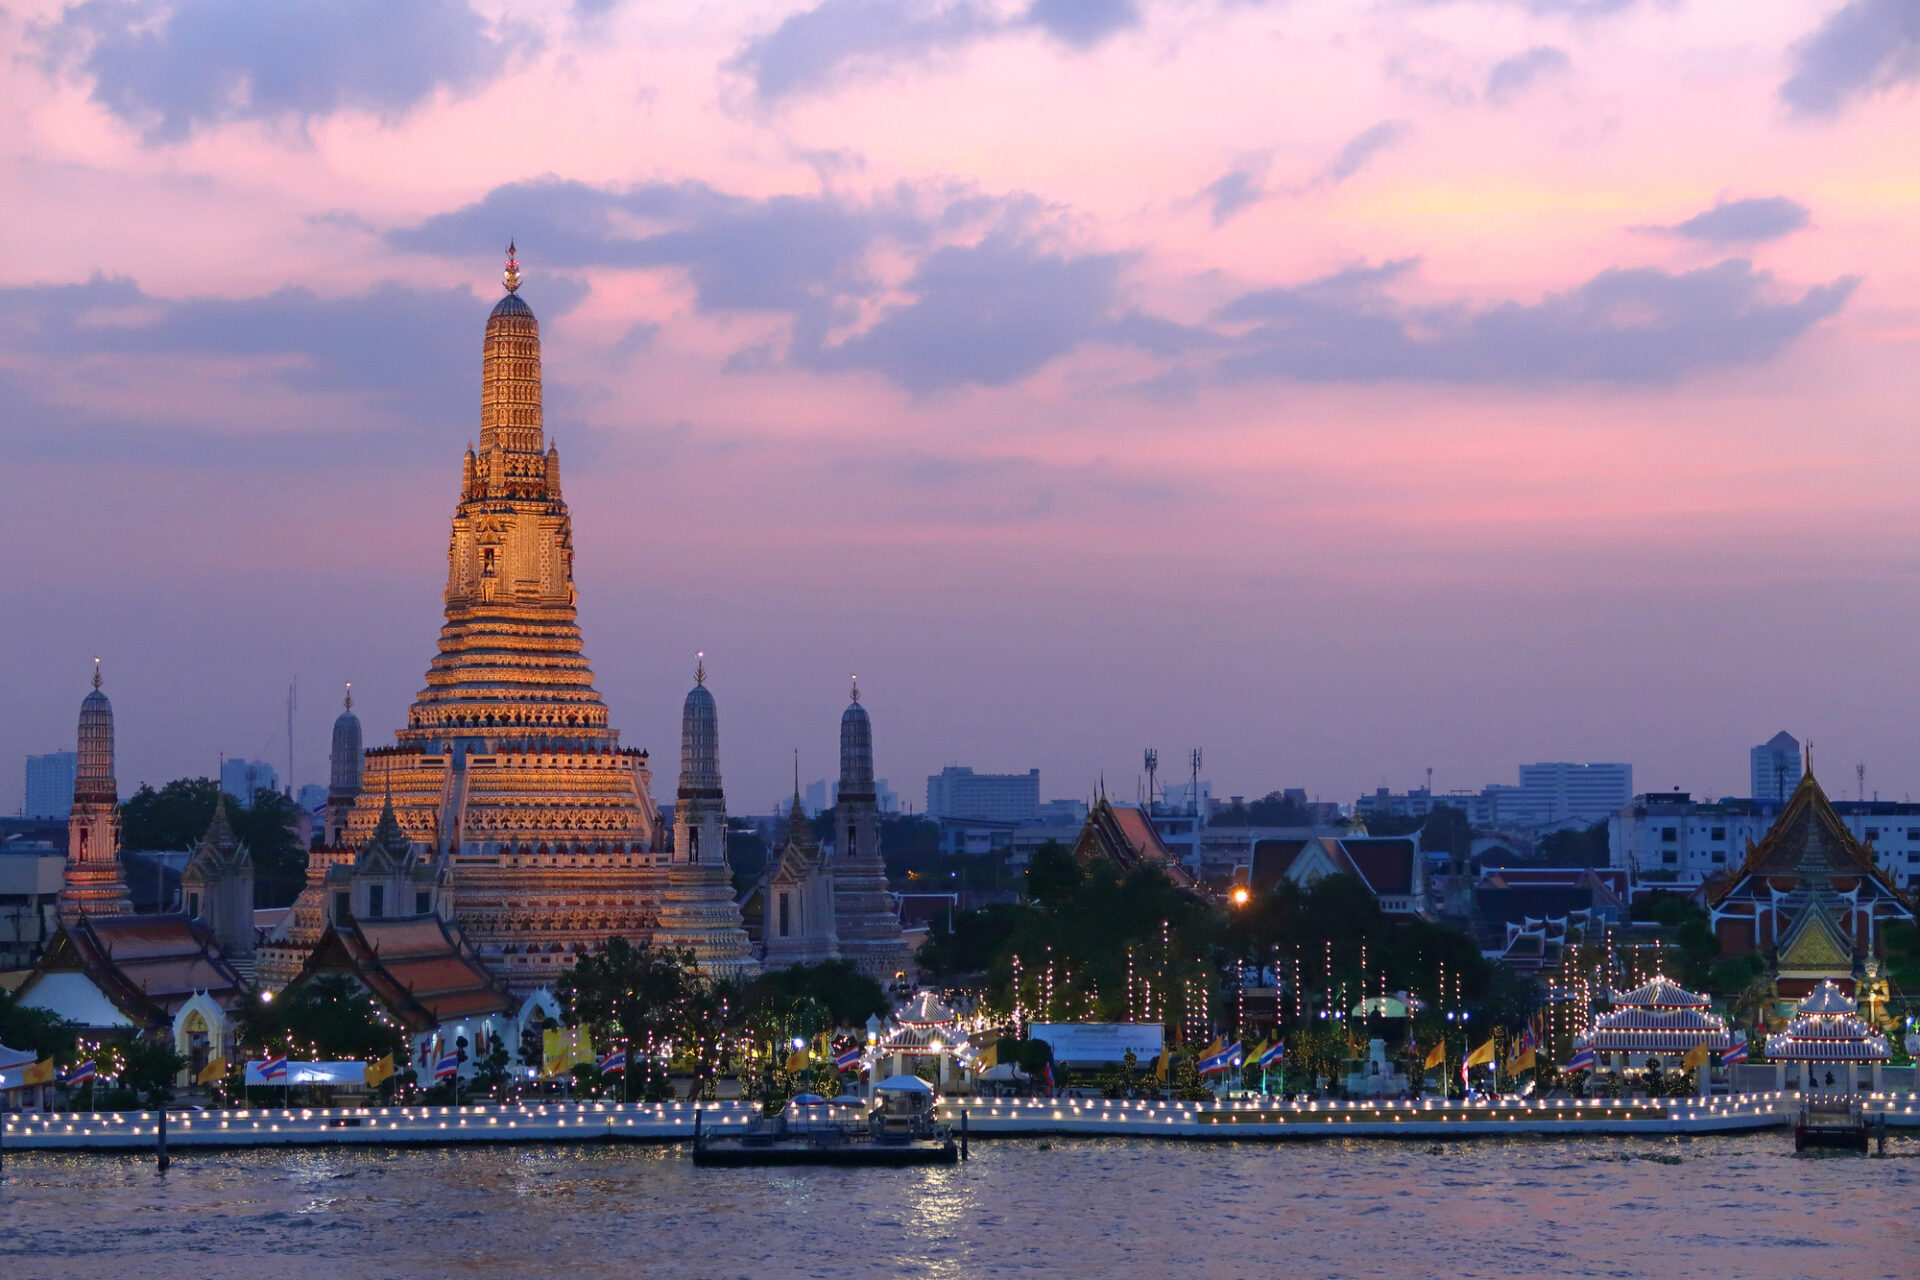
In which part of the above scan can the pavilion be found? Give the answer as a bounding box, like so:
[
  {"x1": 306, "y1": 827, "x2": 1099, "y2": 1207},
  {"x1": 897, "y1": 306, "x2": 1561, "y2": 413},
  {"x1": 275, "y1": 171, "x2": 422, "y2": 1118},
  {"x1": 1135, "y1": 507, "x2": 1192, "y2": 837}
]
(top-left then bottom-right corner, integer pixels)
[
  {"x1": 1762, "y1": 980, "x2": 1890, "y2": 1094},
  {"x1": 1580, "y1": 974, "x2": 1731, "y2": 1076}
]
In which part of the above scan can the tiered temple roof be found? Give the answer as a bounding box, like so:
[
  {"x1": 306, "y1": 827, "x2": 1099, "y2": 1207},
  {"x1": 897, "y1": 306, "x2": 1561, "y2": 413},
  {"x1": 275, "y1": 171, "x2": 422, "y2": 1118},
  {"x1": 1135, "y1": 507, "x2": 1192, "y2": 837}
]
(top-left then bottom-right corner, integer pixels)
[
  {"x1": 1763, "y1": 980, "x2": 1890, "y2": 1062},
  {"x1": 1583, "y1": 974, "x2": 1731, "y2": 1055}
]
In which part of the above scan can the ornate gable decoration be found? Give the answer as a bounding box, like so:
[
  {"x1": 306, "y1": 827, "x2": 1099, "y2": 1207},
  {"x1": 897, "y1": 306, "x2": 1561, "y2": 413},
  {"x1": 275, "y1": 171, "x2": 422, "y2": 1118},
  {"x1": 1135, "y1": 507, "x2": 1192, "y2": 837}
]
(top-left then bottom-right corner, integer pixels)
[
  {"x1": 1776, "y1": 898, "x2": 1856, "y2": 973},
  {"x1": 1736, "y1": 771, "x2": 1876, "y2": 880}
]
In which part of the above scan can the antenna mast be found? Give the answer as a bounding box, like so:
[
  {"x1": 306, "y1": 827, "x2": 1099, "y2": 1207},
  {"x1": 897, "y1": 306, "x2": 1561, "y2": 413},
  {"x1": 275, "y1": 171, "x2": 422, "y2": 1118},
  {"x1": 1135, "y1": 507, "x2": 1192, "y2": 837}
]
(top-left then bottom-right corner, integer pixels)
[
  {"x1": 1189, "y1": 748, "x2": 1203, "y2": 817},
  {"x1": 287, "y1": 676, "x2": 298, "y2": 797},
  {"x1": 1143, "y1": 749, "x2": 1158, "y2": 812}
]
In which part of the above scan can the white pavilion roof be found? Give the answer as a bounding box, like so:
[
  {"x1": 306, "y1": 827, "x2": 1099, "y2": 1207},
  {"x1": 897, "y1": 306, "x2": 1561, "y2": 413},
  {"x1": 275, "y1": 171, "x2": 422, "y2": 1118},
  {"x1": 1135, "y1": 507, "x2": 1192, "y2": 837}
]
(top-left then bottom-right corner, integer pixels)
[
  {"x1": 1608, "y1": 975, "x2": 1710, "y2": 1010},
  {"x1": 1766, "y1": 981, "x2": 1891, "y2": 1061}
]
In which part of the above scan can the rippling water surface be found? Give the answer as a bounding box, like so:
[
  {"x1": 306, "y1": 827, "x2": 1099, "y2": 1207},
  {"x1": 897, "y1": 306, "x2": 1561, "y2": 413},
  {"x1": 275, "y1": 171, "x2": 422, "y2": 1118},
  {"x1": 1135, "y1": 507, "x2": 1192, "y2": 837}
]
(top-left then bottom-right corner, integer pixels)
[{"x1": 5, "y1": 1133, "x2": 1918, "y2": 1279}]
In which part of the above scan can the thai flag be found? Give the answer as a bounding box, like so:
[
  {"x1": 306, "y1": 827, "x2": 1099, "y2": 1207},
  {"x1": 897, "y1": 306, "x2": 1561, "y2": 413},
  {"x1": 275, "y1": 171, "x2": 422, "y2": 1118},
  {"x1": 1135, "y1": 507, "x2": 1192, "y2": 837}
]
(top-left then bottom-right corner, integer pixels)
[
  {"x1": 434, "y1": 1053, "x2": 459, "y2": 1081},
  {"x1": 1199, "y1": 1042, "x2": 1242, "y2": 1075},
  {"x1": 1565, "y1": 1046, "x2": 1595, "y2": 1072},
  {"x1": 1258, "y1": 1040, "x2": 1285, "y2": 1069},
  {"x1": 1721, "y1": 1038, "x2": 1747, "y2": 1066},
  {"x1": 834, "y1": 1046, "x2": 862, "y2": 1071},
  {"x1": 598, "y1": 1050, "x2": 627, "y2": 1076},
  {"x1": 64, "y1": 1060, "x2": 96, "y2": 1087},
  {"x1": 260, "y1": 1055, "x2": 288, "y2": 1081}
]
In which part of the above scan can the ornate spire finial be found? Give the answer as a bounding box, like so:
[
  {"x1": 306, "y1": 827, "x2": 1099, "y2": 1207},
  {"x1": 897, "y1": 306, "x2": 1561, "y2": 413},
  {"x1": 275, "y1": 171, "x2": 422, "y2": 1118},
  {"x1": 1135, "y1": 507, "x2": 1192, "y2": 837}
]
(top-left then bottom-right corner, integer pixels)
[
  {"x1": 92, "y1": 657, "x2": 102, "y2": 691},
  {"x1": 503, "y1": 240, "x2": 521, "y2": 294},
  {"x1": 695, "y1": 651, "x2": 706, "y2": 686},
  {"x1": 850, "y1": 673, "x2": 859, "y2": 703},
  {"x1": 344, "y1": 680, "x2": 353, "y2": 711}
]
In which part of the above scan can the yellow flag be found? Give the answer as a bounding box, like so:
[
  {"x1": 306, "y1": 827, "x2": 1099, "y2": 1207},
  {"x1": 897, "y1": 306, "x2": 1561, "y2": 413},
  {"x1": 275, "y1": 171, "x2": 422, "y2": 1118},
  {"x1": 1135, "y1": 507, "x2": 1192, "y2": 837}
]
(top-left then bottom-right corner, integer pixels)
[
  {"x1": 1465, "y1": 1038, "x2": 1497, "y2": 1068},
  {"x1": 1155, "y1": 1046, "x2": 1170, "y2": 1081},
  {"x1": 976, "y1": 1041, "x2": 998, "y2": 1071},
  {"x1": 785, "y1": 1048, "x2": 810, "y2": 1074},
  {"x1": 195, "y1": 1055, "x2": 227, "y2": 1085},
  {"x1": 23, "y1": 1058, "x2": 54, "y2": 1086},
  {"x1": 1247, "y1": 1039, "x2": 1270, "y2": 1068},
  {"x1": 1423, "y1": 1042, "x2": 1445, "y2": 1070},
  {"x1": 570, "y1": 1027, "x2": 595, "y2": 1069},
  {"x1": 1507, "y1": 1047, "x2": 1537, "y2": 1074},
  {"x1": 1681, "y1": 1042, "x2": 1709, "y2": 1071},
  {"x1": 1202, "y1": 1037, "x2": 1223, "y2": 1062},
  {"x1": 364, "y1": 1054, "x2": 395, "y2": 1087},
  {"x1": 544, "y1": 1028, "x2": 568, "y2": 1076}
]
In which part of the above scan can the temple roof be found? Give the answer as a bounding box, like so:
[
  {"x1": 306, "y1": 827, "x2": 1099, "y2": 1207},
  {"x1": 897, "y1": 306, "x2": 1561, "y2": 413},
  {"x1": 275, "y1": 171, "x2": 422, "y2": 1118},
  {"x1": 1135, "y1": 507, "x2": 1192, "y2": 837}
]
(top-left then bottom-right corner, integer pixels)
[
  {"x1": 1730, "y1": 771, "x2": 1878, "y2": 880},
  {"x1": 292, "y1": 914, "x2": 512, "y2": 1033},
  {"x1": 17, "y1": 914, "x2": 246, "y2": 1027},
  {"x1": 1764, "y1": 980, "x2": 1890, "y2": 1061},
  {"x1": 1609, "y1": 975, "x2": 1710, "y2": 1009},
  {"x1": 1073, "y1": 798, "x2": 1195, "y2": 887}
]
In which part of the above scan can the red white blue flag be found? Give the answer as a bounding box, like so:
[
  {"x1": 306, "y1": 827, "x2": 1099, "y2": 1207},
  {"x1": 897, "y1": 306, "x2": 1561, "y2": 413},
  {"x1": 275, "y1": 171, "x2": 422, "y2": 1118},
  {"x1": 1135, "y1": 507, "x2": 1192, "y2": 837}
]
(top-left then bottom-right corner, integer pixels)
[
  {"x1": 834, "y1": 1046, "x2": 862, "y2": 1071},
  {"x1": 64, "y1": 1060, "x2": 96, "y2": 1086},
  {"x1": 434, "y1": 1053, "x2": 459, "y2": 1081},
  {"x1": 260, "y1": 1055, "x2": 288, "y2": 1081},
  {"x1": 1565, "y1": 1046, "x2": 1595, "y2": 1072},
  {"x1": 598, "y1": 1050, "x2": 627, "y2": 1076},
  {"x1": 1720, "y1": 1038, "x2": 1747, "y2": 1066}
]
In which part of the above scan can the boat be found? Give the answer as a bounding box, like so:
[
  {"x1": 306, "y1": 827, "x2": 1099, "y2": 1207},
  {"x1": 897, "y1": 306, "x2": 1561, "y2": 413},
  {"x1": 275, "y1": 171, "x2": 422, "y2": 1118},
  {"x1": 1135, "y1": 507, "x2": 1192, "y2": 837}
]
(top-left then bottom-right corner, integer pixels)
[
  {"x1": 1794, "y1": 1095, "x2": 1868, "y2": 1153},
  {"x1": 692, "y1": 1076, "x2": 961, "y2": 1167}
]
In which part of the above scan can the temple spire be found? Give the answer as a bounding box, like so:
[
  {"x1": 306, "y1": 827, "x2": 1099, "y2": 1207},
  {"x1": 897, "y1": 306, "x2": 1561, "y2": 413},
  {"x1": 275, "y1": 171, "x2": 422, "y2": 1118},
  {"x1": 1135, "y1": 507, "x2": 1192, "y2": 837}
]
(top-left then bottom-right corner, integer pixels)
[
  {"x1": 344, "y1": 681, "x2": 353, "y2": 711},
  {"x1": 92, "y1": 656, "x2": 102, "y2": 691},
  {"x1": 503, "y1": 240, "x2": 521, "y2": 294},
  {"x1": 695, "y1": 651, "x2": 706, "y2": 686}
]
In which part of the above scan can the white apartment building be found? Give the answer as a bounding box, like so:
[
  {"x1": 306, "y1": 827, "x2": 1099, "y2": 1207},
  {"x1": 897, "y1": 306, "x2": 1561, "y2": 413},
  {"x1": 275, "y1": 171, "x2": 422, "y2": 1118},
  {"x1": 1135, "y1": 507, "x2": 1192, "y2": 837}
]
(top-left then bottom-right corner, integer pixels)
[{"x1": 1609, "y1": 792, "x2": 1920, "y2": 889}]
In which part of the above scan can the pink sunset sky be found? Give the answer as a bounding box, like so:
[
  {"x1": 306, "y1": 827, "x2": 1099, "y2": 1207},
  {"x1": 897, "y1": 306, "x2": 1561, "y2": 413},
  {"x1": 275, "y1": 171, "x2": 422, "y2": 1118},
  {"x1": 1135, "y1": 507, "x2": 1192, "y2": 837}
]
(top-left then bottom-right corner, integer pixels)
[{"x1": 3, "y1": 0, "x2": 1919, "y2": 815}]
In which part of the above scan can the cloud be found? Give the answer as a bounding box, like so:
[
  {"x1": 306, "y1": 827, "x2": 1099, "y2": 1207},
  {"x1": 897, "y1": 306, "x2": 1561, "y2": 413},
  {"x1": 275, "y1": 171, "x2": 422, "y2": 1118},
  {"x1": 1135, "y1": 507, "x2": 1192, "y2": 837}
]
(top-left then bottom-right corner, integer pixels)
[
  {"x1": 0, "y1": 273, "x2": 589, "y2": 459},
  {"x1": 36, "y1": 0, "x2": 530, "y2": 144},
  {"x1": 1779, "y1": 0, "x2": 1920, "y2": 117},
  {"x1": 728, "y1": 0, "x2": 1140, "y2": 101},
  {"x1": 1200, "y1": 166, "x2": 1267, "y2": 226},
  {"x1": 797, "y1": 235, "x2": 1130, "y2": 392},
  {"x1": 1485, "y1": 46, "x2": 1570, "y2": 103},
  {"x1": 1025, "y1": 0, "x2": 1141, "y2": 47},
  {"x1": 1208, "y1": 258, "x2": 1856, "y2": 385},
  {"x1": 390, "y1": 177, "x2": 924, "y2": 314},
  {"x1": 727, "y1": 0, "x2": 996, "y2": 102},
  {"x1": 1658, "y1": 196, "x2": 1811, "y2": 244},
  {"x1": 1318, "y1": 121, "x2": 1410, "y2": 185}
]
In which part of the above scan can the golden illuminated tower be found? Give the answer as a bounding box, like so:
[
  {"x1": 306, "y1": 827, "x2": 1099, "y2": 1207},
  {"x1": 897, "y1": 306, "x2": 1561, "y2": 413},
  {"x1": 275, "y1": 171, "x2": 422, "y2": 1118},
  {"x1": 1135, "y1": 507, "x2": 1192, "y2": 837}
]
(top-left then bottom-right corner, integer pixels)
[
  {"x1": 59, "y1": 660, "x2": 133, "y2": 923},
  {"x1": 341, "y1": 247, "x2": 667, "y2": 991}
]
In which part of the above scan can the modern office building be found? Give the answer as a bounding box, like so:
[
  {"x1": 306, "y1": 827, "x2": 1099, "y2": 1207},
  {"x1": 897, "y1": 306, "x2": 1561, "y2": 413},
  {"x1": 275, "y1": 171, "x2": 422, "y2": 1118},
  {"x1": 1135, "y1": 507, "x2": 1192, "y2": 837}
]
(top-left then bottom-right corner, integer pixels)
[
  {"x1": 1609, "y1": 789, "x2": 1920, "y2": 889},
  {"x1": 23, "y1": 751, "x2": 77, "y2": 819},
  {"x1": 926, "y1": 766, "x2": 1041, "y2": 824},
  {"x1": 1750, "y1": 731, "x2": 1802, "y2": 803},
  {"x1": 221, "y1": 758, "x2": 280, "y2": 806}
]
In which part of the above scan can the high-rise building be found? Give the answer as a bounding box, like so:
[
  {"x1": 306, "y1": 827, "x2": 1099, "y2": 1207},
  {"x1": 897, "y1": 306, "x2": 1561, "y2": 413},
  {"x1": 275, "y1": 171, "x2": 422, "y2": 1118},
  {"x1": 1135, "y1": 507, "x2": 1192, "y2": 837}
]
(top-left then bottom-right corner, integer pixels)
[
  {"x1": 1751, "y1": 731, "x2": 1802, "y2": 803},
  {"x1": 23, "y1": 751, "x2": 77, "y2": 819},
  {"x1": 220, "y1": 758, "x2": 279, "y2": 806},
  {"x1": 925, "y1": 766, "x2": 1041, "y2": 823}
]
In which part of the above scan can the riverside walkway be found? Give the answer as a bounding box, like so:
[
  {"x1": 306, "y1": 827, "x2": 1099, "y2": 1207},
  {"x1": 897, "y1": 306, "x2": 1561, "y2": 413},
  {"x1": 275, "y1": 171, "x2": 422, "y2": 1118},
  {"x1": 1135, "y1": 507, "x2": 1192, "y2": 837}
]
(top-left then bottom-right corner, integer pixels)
[{"x1": 6, "y1": 1092, "x2": 1920, "y2": 1152}]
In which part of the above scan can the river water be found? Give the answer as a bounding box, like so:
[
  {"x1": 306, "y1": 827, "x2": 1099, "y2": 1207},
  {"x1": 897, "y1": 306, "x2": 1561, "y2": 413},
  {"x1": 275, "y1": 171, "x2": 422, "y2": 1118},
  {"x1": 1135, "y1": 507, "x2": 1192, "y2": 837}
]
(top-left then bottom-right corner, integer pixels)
[{"x1": 4, "y1": 1133, "x2": 1917, "y2": 1279}]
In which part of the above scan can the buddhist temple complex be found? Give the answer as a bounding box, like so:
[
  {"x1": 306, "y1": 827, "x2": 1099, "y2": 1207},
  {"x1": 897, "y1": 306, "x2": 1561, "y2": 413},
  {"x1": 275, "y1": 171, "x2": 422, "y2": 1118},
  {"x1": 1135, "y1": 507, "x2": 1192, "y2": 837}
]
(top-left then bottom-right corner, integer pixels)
[
  {"x1": 1706, "y1": 768, "x2": 1913, "y2": 1001},
  {"x1": 331, "y1": 248, "x2": 669, "y2": 991}
]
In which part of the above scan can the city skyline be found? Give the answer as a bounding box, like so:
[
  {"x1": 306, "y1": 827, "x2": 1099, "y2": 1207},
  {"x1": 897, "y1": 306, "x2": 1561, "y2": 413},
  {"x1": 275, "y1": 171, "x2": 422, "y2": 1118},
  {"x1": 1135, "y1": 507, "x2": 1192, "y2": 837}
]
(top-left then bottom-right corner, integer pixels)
[{"x1": 5, "y1": 0, "x2": 1920, "y2": 813}]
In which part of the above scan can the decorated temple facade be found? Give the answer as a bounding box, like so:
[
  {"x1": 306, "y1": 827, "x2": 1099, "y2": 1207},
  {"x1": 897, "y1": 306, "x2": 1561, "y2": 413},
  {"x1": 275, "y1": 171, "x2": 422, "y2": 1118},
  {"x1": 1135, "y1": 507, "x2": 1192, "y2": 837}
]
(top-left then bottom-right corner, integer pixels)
[
  {"x1": 829, "y1": 682, "x2": 915, "y2": 986},
  {"x1": 1706, "y1": 769, "x2": 1913, "y2": 1001},
  {"x1": 1580, "y1": 974, "x2": 1731, "y2": 1072},
  {"x1": 58, "y1": 662, "x2": 132, "y2": 924},
  {"x1": 336, "y1": 250, "x2": 669, "y2": 991},
  {"x1": 758, "y1": 785, "x2": 842, "y2": 968}
]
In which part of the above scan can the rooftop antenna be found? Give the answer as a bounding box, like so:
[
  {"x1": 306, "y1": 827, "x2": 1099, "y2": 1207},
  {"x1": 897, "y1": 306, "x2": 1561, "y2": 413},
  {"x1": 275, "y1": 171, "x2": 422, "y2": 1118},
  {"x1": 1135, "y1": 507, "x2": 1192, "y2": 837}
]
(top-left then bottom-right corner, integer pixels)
[
  {"x1": 1189, "y1": 748, "x2": 1203, "y2": 818},
  {"x1": 1143, "y1": 749, "x2": 1158, "y2": 810},
  {"x1": 1857, "y1": 762, "x2": 1866, "y2": 803},
  {"x1": 287, "y1": 676, "x2": 298, "y2": 797}
]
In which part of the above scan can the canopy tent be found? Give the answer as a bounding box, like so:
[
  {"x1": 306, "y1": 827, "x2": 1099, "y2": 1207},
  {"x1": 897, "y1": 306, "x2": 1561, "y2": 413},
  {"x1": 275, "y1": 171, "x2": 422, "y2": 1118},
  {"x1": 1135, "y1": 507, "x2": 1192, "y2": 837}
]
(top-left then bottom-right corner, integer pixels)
[{"x1": 875, "y1": 1073, "x2": 934, "y2": 1094}]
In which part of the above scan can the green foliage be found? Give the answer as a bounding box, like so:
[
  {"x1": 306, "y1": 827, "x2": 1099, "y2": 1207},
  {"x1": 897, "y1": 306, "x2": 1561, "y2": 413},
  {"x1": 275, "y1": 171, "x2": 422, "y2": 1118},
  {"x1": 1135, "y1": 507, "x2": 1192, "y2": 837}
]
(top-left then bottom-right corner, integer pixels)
[
  {"x1": 1210, "y1": 792, "x2": 1312, "y2": 828},
  {"x1": 0, "y1": 989, "x2": 78, "y2": 1062},
  {"x1": 1023, "y1": 840, "x2": 1082, "y2": 907},
  {"x1": 559, "y1": 937, "x2": 711, "y2": 1053},
  {"x1": 243, "y1": 974, "x2": 406, "y2": 1062},
  {"x1": 1169, "y1": 1053, "x2": 1212, "y2": 1101},
  {"x1": 1707, "y1": 952, "x2": 1767, "y2": 997},
  {"x1": 1884, "y1": 921, "x2": 1920, "y2": 993},
  {"x1": 919, "y1": 903, "x2": 1035, "y2": 979},
  {"x1": 727, "y1": 819, "x2": 769, "y2": 895},
  {"x1": 1536, "y1": 822, "x2": 1610, "y2": 866},
  {"x1": 119, "y1": 777, "x2": 308, "y2": 908},
  {"x1": 734, "y1": 959, "x2": 890, "y2": 1030}
]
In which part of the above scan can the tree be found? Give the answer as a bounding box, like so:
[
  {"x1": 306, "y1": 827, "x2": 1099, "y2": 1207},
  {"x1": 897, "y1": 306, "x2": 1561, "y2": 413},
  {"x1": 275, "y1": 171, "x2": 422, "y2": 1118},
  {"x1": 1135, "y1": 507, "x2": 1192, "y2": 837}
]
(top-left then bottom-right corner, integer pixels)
[
  {"x1": 1212, "y1": 792, "x2": 1313, "y2": 828},
  {"x1": 559, "y1": 937, "x2": 706, "y2": 1056},
  {"x1": 1024, "y1": 840, "x2": 1082, "y2": 907},
  {"x1": 0, "y1": 989, "x2": 79, "y2": 1063},
  {"x1": 119, "y1": 1038, "x2": 187, "y2": 1107},
  {"x1": 1537, "y1": 822, "x2": 1610, "y2": 866},
  {"x1": 244, "y1": 974, "x2": 406, "y2": 1063},
  {"x1": 119, "y1": 777, "x2": 307, "y2": 908}
]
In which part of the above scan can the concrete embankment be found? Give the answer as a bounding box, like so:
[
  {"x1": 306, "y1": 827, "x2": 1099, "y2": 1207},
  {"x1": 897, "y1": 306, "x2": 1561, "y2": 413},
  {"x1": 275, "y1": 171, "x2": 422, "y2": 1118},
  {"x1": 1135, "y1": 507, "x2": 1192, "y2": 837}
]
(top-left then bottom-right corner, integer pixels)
[{"x1": 6, "y1": 1093, "x2": 1919, "y2": 1153}]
